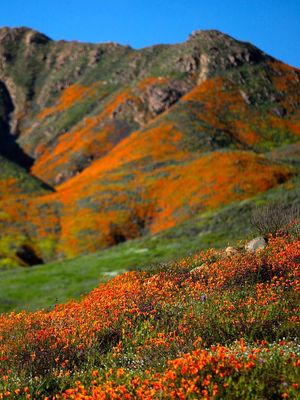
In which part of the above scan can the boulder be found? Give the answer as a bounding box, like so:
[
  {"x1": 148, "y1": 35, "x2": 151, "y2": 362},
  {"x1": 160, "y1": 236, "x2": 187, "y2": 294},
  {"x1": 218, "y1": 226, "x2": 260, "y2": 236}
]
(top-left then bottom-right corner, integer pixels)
[
  {"x1": 225, "y1": 246, "x2": 237, "y2": 257},
  {"x1": 245, "y1": 237, "x2": 266, "y2": 253},
  {"x1": 147, "y1": 86, "x2": 183, "y2": 115}
]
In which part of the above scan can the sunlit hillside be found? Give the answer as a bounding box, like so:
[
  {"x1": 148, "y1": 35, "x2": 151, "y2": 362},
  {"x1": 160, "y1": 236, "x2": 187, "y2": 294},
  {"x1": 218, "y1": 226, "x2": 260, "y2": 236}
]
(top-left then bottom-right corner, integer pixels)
[{"x1": 0, "y1": 234, "x2": 299, "y2": 398}]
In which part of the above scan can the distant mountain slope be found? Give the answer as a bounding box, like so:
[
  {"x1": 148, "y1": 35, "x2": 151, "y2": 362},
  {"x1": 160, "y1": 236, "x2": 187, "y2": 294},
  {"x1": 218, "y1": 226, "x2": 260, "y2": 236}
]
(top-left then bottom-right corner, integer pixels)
[
  {"x1": 0, "y1": 155, "x2": 57, "y2": 267},
  {"x1": 0, "y1": 154, "x2": 50, "y2": 197},
  {"x1": 0, "y1": 27, "x2": 299, "y2": 266}
]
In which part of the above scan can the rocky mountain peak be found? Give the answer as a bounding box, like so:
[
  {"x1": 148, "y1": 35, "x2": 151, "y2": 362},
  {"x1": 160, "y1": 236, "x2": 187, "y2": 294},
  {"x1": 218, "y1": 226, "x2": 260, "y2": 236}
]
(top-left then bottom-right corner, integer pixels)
[
  {"x1": 0, "y1": 26, "x2": 51, "y2": 45},
  {"x1": 189, "y1": 29, "x2": 227, "y2": 40},
  {"x1": 187, "y1": 28, "x2": 268, "y2": 60}
]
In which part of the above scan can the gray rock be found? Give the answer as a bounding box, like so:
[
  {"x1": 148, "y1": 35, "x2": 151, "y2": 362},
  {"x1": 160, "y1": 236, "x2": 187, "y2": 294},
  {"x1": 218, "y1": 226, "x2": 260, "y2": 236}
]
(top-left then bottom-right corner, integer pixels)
[
  {"x1": 225, "y1": 246, "x2": 237, "y2": 257},
  {"x1": 146, "y1": 86, "x2": 183, "y2": 115},
  {"x1": 245, "y1": 237, "x2": 266, "y2": 252},
  {"x1": 240, "y1": 90, "x2": 251, "y2": 105},
  {"x1": 190, "y1": 264, "x2": 206, "y2": 275}
]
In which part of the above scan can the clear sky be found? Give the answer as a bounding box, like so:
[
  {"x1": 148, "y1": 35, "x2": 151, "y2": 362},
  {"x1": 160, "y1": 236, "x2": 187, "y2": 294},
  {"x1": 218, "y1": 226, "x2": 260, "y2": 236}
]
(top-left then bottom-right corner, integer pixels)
[{"x1": 1, "y1": 0, "x2": 300, "y2": 67}]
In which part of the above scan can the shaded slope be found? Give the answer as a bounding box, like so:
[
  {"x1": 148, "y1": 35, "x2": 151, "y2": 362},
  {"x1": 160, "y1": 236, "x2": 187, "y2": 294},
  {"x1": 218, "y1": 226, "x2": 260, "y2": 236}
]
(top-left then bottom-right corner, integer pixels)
[
  {"x1": 0, "y1": 80, "x2": 33, "y2": 168},
  {"x1": 0, "y1": 156, "x2": 57, "y2": 267},
  {"x1": 0, "y1": 155, "x2": 51, "y2": 197}
]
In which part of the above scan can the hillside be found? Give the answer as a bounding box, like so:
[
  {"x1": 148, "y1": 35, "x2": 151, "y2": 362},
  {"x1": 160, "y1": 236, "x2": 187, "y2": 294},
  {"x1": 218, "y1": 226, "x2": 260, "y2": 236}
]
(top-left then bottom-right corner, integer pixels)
[
  {"x1": 1, "y1": 170, "x2": 300, "y2": 314},
  {"x1": 0, "y1": 234, "x2": 299, "y2": 398},
  {"x1": 0, "y1": 27, "x2": 300, "y2": 267}
]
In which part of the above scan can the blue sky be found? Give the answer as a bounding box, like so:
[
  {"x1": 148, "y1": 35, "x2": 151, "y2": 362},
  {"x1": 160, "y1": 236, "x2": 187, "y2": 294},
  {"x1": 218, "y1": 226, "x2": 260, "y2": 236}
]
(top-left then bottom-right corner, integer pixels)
[{"x1": 1, "y1": 0, "x2": 300, "y2": 67}]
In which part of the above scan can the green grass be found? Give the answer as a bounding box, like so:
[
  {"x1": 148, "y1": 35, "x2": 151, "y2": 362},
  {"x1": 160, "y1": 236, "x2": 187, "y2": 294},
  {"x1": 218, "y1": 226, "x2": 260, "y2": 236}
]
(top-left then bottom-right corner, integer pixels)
[
  {"x1": 0, "y1": 233, "x2": 210, "y2": 314},
  {"x1": 0, "y1": 197, "x2": 250, "y2": 313}
]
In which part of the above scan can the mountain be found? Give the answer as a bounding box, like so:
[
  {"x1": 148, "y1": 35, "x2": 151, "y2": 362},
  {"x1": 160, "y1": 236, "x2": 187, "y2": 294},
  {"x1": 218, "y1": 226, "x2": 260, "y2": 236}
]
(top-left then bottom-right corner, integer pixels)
[{"x1": 0, "y1": 27, "x2": 300, "y2": 266}]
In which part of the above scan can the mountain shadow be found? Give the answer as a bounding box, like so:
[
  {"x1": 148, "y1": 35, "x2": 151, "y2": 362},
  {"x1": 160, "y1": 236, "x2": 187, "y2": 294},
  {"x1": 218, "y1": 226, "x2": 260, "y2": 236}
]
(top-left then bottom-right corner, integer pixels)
[{"x1": 0, "y1": 80, "x2": 33, "y2": 169}]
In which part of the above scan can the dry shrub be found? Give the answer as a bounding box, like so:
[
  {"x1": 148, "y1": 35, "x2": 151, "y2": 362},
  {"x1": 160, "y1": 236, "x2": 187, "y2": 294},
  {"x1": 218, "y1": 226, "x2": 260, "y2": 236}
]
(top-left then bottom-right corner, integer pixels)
[{"x1": 250, "y1": 202, "x2": 300, "y2": 239}]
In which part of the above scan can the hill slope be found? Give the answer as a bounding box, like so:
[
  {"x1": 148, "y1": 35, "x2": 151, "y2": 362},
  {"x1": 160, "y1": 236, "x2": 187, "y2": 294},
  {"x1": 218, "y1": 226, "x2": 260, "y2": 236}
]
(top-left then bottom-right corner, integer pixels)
[
  {"x1": 0, "y1": 235, "x2": 299, "y2": 398},
  {"x1": 0, "y1": 27, "x2": 300, "y2": 266}
]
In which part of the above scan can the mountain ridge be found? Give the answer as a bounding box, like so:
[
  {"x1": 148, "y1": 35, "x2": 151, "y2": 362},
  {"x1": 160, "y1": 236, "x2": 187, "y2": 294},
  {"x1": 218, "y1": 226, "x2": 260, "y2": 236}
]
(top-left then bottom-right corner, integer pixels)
[{"x1": 0, "y1": 26, "x2": 271, "y2": 52}]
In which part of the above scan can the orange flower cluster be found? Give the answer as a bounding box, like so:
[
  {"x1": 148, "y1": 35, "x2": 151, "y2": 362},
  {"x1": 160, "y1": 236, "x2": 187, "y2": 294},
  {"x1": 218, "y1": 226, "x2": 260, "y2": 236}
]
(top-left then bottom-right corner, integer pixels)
[
  {"x1": 37, "y1": 84, "x2": 99, "y2": 121},
  {"x1": 0, "y1": 236, "x2": 299, "y2": 398},
  {"x1": 59, "y1": 342, "x2": 299, "y2": 399}
]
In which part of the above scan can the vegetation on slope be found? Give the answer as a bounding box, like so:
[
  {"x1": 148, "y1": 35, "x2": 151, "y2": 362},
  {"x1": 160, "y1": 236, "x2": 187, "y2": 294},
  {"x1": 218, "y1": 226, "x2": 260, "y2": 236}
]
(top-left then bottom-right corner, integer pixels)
[
  {"x1": 0, "y1": 234, "x2": 299, "y2": 399},
  {"x1": 0, "y1": 155, "x2": 55, "y2": 268},
  {"x1": 1, "y1": 169, "x2": 300, "y2": 313},
  {"x1": 0, "y1": 155, "x2": 51, "y2": 197},
  {"x1": 0, "y1": 166, "x2": 296, "y2": 311}
]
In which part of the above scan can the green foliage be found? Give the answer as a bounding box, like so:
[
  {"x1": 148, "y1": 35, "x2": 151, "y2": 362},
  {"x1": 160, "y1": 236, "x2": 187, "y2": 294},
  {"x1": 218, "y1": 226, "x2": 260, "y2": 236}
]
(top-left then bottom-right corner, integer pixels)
[
  {"x1": 0, "y1": 257, "x2": 19, "y2": 270},
  {"x1": 0, "y1": 155, "x2": 52, "y2": 194}
]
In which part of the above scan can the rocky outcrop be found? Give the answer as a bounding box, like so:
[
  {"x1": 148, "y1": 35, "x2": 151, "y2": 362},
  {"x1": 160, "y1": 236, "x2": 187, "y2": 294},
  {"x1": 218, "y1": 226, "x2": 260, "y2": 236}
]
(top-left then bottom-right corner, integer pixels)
[
  {"x1": 245, "y1": 237, "x2": 267, "y2": 252},
  {"x1": 143, "y1": 81, "x2": 189, "y2": 116},
  {"x1": 197, "y1": 54, "x2": 210, "y2": 84}
]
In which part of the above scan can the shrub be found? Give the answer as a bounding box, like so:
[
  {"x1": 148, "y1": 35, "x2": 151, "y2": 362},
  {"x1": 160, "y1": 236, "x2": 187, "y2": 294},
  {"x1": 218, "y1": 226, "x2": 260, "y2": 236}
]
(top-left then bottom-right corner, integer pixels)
[{"x1": 250, "y1": 202, "x2": 300, "y2": 239}]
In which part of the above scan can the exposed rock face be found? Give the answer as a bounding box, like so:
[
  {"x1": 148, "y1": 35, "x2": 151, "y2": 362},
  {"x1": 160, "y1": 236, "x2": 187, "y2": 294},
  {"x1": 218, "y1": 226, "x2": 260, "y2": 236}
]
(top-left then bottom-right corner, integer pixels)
[
  {"x1": 245, "y1": 237, "x2": 267, "y2": 252},
  {"x1": 198, "y1": 54, "x2": 210, "y2": 84},
  {"x1": 177, "y1": 54, "x2": 199, "y2": 72},
  {"x1": 24, "y1": 29, "x2": 50, "y2": 45},
  {"x1": 0, "y1": 26, "x2": 51, "y2": 44},
  {"x1": 144, "y1": 83, "x2": 188, "y2": 116}
]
